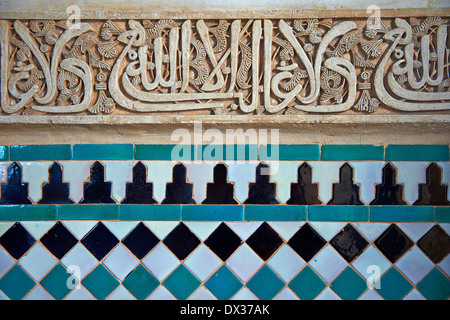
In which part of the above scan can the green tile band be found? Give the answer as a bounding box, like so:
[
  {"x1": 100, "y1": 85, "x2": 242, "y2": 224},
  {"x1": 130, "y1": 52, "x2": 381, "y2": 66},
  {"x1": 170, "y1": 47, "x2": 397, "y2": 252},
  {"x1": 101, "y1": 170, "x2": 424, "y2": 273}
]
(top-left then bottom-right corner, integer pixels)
[
  {"x1": 135, "y1": 144, "x2": 195, "y2": 161},
  {"x1": 435, "y1": 207, "x2": 450, "y2": 223},
  {"x1": 0, "y1": 205, "x2": 57, "y2": 220},
  {"x1": 120, "y1": 204, "x2": 181, "y2": 220},
  {"x1": 385, "y1": 145, "x2": 449, "y2": 161},
  {"x1": 58, "y1": 204, "x2": 119, "y2": 220},
  {"x1": 260, "y1": 144, "x2": 320, "y2": 161},
  {"x1": 198, "y1": 144, "x2": 258, "y2": 161},
  {"x1": 72, "y1": 144, "x2": 134, "y2": 160},
  {"x1": 321, "y1": 144, "x2": 384, "y2": 161},
  {"x1": 0, "y1": 146, "x2": 9, "y2": 161},
  {"x1": 10, "y1": 145, "x2": 71, "y2": 161},
  {"x1": 308, "y1": 206, "x2": 369, "y2": 222},
  {"x1": 370, "y1": 206, "x2": 434, "y2": 222},
  {"x1": 182, "y1": 205, "x2": 243, "y2": 221},
  {"x1": 244, "y1": 205, "x2": 307, "y2": 221}
]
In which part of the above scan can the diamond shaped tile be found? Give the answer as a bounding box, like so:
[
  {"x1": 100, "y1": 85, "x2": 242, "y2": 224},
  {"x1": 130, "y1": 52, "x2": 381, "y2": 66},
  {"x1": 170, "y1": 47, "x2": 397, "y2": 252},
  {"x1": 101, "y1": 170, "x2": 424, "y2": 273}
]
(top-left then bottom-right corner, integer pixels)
[
  {"x1": 417, "y1": 268, "x2": 450, "y2": 300},
  {"x1": 287, "y1": 223, "x2": 326, "y2": 262},
  {"x1": 106, "y1": 285, "x2": 135, "y2": 300},
  {"x1": 375, "y1": 267, "x2": 412, "y2": 300},
  {"x1": 40, "y1": 263, "x2": 75, "y2": 300},
  {"x1": 0, "y1": 247, "x2": 15, "y2": 278},
  {"x1": 142, "y1": 242, "x2": 180, "y2": 281},
  {"x1": 205, "y1": 265, "x2": 243, "y2": 300},
  {"x1": 374, "y1": 224, "x2": 413, "y2": 263},
  {"x1": 246, "y1": 265, "x2": 284, "y2": 300},
  {"x1": 18, "y1": 243, "x2": 57, "y2": 281},
  {"x1": 246, "y1": 222, "x2": 283, "y2": 261},
  {"x1": 24, "y1": 284, "x2": 53, "y2": 300},
  {"x1": 184, "y1": 244, "x2": 222, "y2": 282},
  {"x1": 0, "y1": 265, "x2": 35, "y2": 300},
  {"x1": 40, "y1": 221, "x2": 78, "y2": 259},
  {"x1": 267, "y1": 245, "x2": 306, "y2": 282},
  {"x1": 147, "y1": 285, "x2": 176, "y2": 300},
  {"x1": 352, "y1": 245, "x2": 391, "y2": 284},
  {"x1": 103, "y1": 243, "x2": 139, "y2": 281},
  {"x1": 122, "y1": 264, "x2": 159, "y2": 300},
  {"x1": 204, "y1": 222, "x2": 242, "y2": 261},
  {"x1": 330, "y1": 267, "x2": 367, "y2": 300},
  {"x1": 82, "y1": 264, "x2": 120, "y2": 300},
  {"x1": 330, "y1": 224, "x2": 368, "y2": 263},
  {"x1": 226, "y1": 243, "x2": 264, "y2": 282},
  {"x1": 60, "y1": 243, "x2": 98, "y2": 280},
  {"x1": 0, "y1": 222, "x2": 35, "y2": 259},
  {"x1": 81, "y1": 222, "x2": 119, "y2": 261},
  {"x1": 288, "y1": 265, "x2": 326, "y2": 300},
  {"x1": 162, "y1": 264, "x2": 201, "y2": 300},
  {"x1": 417, "y1": 225, "x2": 450, "y2": 263},
  {"x1": 122, "y1": 222, "x2": 160, "y2": 259},
  {"x1": 189, "y1": 286, "x2": 217, "y2": 300},
  {"x1": 163, "y1": 223, "x2": 200, "y2": 260},
  {"x1": 309, "y1": 245, "x2": 348, "y2": 284},
  {"x1": 396, "y1": 246, "x2": 434, "y2": 284}
]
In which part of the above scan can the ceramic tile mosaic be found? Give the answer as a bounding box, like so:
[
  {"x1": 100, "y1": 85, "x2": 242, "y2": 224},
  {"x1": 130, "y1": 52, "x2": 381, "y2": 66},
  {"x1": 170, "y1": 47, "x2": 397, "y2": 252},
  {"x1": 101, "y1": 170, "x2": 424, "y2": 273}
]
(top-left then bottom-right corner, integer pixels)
[{"x1": 0, "y1": 144, "x2": 449, "y2": 300}]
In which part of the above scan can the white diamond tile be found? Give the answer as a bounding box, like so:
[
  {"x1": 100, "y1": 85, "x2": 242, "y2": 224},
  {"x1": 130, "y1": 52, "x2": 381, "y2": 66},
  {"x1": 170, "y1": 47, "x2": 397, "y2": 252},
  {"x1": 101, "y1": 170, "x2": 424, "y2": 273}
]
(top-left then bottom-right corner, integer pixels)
[
  {"x1": 142, "y1": 243, "x2": 180, "y2": 281},
  {"x1": 267, "y1": 222, "x2": 304, "y2": 241},
  {"x1": 18, "y1": 243, "x2": 57, "y2": 281},
  {"x1": 309, "y1": 245, "x2": 347, "y2": 284},
  {"x1": 184, "y1": 222, "x2": 221, "y2": 242},
  {"x1": 143, "y1": 161, "x2": 177, "y2": 203},
  {"x1": 267, "y1": 245, "x2": 305, "y2": 282},
  {"x1": 397, "y1": 223, "x2": 434, "y2": 242},
  {"x1": 309, "y1": 222, "x2": 346, "y2": 241},
  {"x1": 0, "y1": 247, "x2": 15, "y2": 278},
  {"x1": 184, "y1": 161, "x2": 215, "y2": 203},
  {"x1": 441, "y1": 223, "x2": 450, "y2": 236},
  {"x1": 315, "y1": 287, "x2": 341, "y2": 300},
  {"x1": 189, "y1": 286, "x2": 217, "y2": 300},
  {"x1": 352, "y1": 245, "x2": 391, "y2": 283},
  {"x1": 393, "y1": 161, "x2": 428, "y2": 204},
  {"x1": 60, "y1": 161, "x2": 94, "y2": 203},
  {"x1": 265, "y1": 160, "x2": 302, "y2": 203},
  {"x1": 184, "y1": 244, "x2": 222, "y2": 282},
  {"x1": 438, "y1": 254, "x2": 450, "y2": 277},
  {"x1": 231, "y1": 287, "x2": 258, "y2": 300},
  {"x1": 349, "y1": 161, "x2": 385, "y2": 204},
  {"x1": 24, "y1": 284, "x2": 53, "y2": 300},
  {"x1": 20, "y1": 221, "x2": 55, "y2": 240},
  {"x1": 64, "y1": 286, "x2": 96, "y2": 300},
  {"x1": 102, "y1": 221, "x2": 139, "y2": 240},
  {"x1": 226, "y1": 243, "x2": 263, "y2": 282},
  {"x1": 0, "y1": 289, "x2": 9, "y2": 300},
  {"x1": 61, "y1": 243, "x2": 98, "y2": 280},
  {"x1": 225, "y1": 161, "x2": 258, "y2": 203},
  {"x1": 273, "y1": 288, "x2": 299, "y2": 300},
  {"x1": 143, "y1": 221, "x2": 179, "y2": 240},
  {"x1": 103, "y1": 244, "x2": 139, "y2": 281},
  {"x1": 103, "y1": 160, "x2": 136, "y2": 203},
  {"x1": 403, "y1": 289, "x2": 426, "y2": 300},
  {"x1": 62, "y1": 221, "x2": 98, "y2": 240},
  {"x1": 352, "y1": 223, "x2": 389, "y2": 242},
  {"x1": 147, "y1": 285, "x2": 176, "y2": 300},
  {"x1": 358, "y1": 289, "x2": 383, "y2": 300},
  {"x1": 226, "y1": 222, "x2": 263, "y2": 241},
  {"x1": 309, "y1": 161, "x2": 344, "y2": 204},
  {"x1": 396, "y1": 246, "x2": 434, "y2": 284},
  {"x1": 20, "y1": 161, "x2": 52, "y2": 203},
  {"x1": 0, "y1": 222, "x2": 14, "y2": 237},
  {"x1": 106, "y1": 285, "x2": 135, "y2": 300}
]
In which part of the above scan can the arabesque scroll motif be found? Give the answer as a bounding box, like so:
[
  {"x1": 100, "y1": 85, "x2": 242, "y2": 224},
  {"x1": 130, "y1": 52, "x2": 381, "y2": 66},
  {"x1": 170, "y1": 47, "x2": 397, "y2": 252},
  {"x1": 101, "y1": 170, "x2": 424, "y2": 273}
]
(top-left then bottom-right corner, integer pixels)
[{"x1": 0, "y1": 17, "x2": 448, "y2": 116}]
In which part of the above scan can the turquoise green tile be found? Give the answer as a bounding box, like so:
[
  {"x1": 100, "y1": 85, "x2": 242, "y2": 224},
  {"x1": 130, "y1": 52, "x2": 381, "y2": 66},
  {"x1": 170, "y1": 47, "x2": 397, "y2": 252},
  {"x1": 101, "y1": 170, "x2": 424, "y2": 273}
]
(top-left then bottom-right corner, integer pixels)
[
  {"x1": 246, "y1": 265, "x2": 284, "y2": 300},
  {"x1": 82, "y1": 264, "x2": 120, "y2": 300},
  {"x1": 0, "y1": 205, "x2": 57, "y2": 221},
  {"x1": 370, "y1": 206, "x2": 434, "y2": 222},
  {"x1": 435, "y1": 207, "x2": 450, "y2": 223},
  {"x1": 10, "y1": 144, "x2": 71, "y2": 161},
  {"x1": 135, "y1": 144, "x2": 194, "y2": 160},
  {"x1": 122, "y1": 265, "x2": 159, "y2": 300},
  {"x1": 198, "y1": 144, "x2": 226, "y2": 161},
  {"x1": 308, "y1": 206, "x2": 369, "y2": 222},
  {"x1": 244, "y1": 205, "x2": 307, "y2": 221},
  {"x1": 260, "y1": 144, "x2": 320, "y2": 161},
  {"x1": 73, "y1": 144, "x2": 133, "y2": 160},
  {"x1": 58, "y1": 205, "x2": 119, "y2": 220},
  {"x1": 288, "y1": 265, "x2": 326, "y2": 300},
  {"x1": 417, "y1": 268, "x2": 450, "y2": 300},
  {"x1": 375, "y1": 267, "x2": 412, "y2": 300},
  {"x1": 330, "y1": 267, "x2": 367, "y2": 300},
  {"x1": 40, "y1": 263, "x2": 75, "y2": 300},
  {"x1": 0, "y1": 146, "x2": 8, "y2": 160},
  {"x1": 385, "y1": 145, "x2": 449, "y2": 161},
  {"x1": 182, "y1": 205, "x2": 243, "y2": 221},
  {"x1": 0, "y1": 265, "x2": 35, "y2": 300},
  {"x1": 120, "y1": 205, "x2": 181, "y2": 220},
  {"x1": 196, "y1": 144, "x2": 259, "y2": 160},
  {"x1": 205, "y1": 265, "x2": 243, "y2": 300},
  {"x1": 162, "y1": 265, "x2": 201, "y2": 300},
  {"x1": 321, "y1": 144, "x2": 384, "y2": 160}
]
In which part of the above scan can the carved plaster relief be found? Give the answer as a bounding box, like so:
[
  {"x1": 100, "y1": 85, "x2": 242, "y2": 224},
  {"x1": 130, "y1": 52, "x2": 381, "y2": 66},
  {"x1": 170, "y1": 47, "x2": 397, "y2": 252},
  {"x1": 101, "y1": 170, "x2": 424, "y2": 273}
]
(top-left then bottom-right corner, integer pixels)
[{"x1": 0, "y1": 17, "x2": 448, "y2": 116}]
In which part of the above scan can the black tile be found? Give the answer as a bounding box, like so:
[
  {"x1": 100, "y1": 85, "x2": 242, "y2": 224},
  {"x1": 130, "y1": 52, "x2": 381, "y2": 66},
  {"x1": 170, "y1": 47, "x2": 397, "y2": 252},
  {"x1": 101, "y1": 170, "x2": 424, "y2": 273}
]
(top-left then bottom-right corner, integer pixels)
[
  {"x1": 0, "y1": 222, "x2": 35, "y2": 259},
  {"x1": 374, "y1": 224, "x2": 413, "y2": 263},
  {"x1": 414, "y1": 163, "x2": 450, "y2": 206},
  {"x1": 163, "y1": 222, "x2": 200, "y2": 260},
  {"x1": 121, "y1": 162, "x2": 157, "y2": 204},
  {"x1": 329, "y1": 224, "x2": 368, "y2": 262},
  {"x1": 286, "y1": 162, "x2": 322, "y2": 205},
  {"x1": 40, "y1": 221, "x2": 78, "y2": 259},
  {"x1": 417, "y1": 225, "x2": 450, "y2": 263},
  {"x1": 0, "y1": 162, "x2": 31, "y2": 205},
  {"x1": 246, "y1": 222, "x2": 283, "y2": 260},
  {"x1": 81, "y1": 222, "x2": 119, "y2": 260},
  {"x1": 202, "y1": 164, "x2": 238, "y2": 204},
  {"x1": 244, "y1": 163, "x2": 280, "y2": 204},
  {"x1": 38, "y1": 162, "x2": 74, "y2": 204},
  {"x1": 287, "y1": 223, "x2": 326, "y2": 262},
  {"x1": 328, "y1": 163, "x2": 363, "y2": 205},
  {"x1": 204, "y1": 223, "x2": 242, "y2": 261},
  {"x1": 370, "y1": 163, "x2": 406, "y2": 205},
  {"x1": 79, "y1": 161, "x2": 116, "y2": 204},
  {"x1": 122, "y1": 222, "x2": 160, "y2": 259},
  {"x1": 162, "y1": 163, "x2": 196, "y2": 204}
]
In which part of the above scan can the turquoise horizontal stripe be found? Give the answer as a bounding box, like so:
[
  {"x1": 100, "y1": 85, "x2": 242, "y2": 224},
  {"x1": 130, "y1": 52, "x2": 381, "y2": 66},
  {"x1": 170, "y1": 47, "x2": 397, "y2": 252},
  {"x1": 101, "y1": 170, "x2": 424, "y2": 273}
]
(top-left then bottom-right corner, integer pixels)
[
  {"x1": 370, "y1": 206, "x2": 434, "y2": 222},
  {"x1": 434, "y1": 207, "x2": 450, "y2": 223},
  {"x1": 10, "y1": 145, "x2": 71, "y2": 161},
  {"x1": 385, "y1": 145, "x2": 449, "y2": 161},
  {"x1": 198, "y1": 145, "x2": 258, "y2": 161},
  {"x1": 0, "y1": 205, "x2": 57, "y2": 221},
  {"x1": 0, "y1": 146, "x2": 8, "y2": 161},
  {"x1": 244, "y1": 205, "x2": 307, "y2": 221},
  {"x1": 58, "y1": 204, "x2": 119, "y2": 220},
  {"x1": 308, "y1": 206, "x2": 369, "y2": 222},
  {"x1": 260, "y1": 144, "x2": 320, "y2": 161},
  {"x1": 120, "y1": 205, "x2": 181, "y2": 220},
  {"x1": 135, "y1": 144, "x2": 195, "y2": 161},
  {"x1": 182, "y1": 205, "x2": 243, "y2": 221},
  {"x1": 321, "y1": 144, "x2": 384, "y2": 161},
  {"x1": 73, "y1": 144, "x2": 133, "y2": 160}
]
